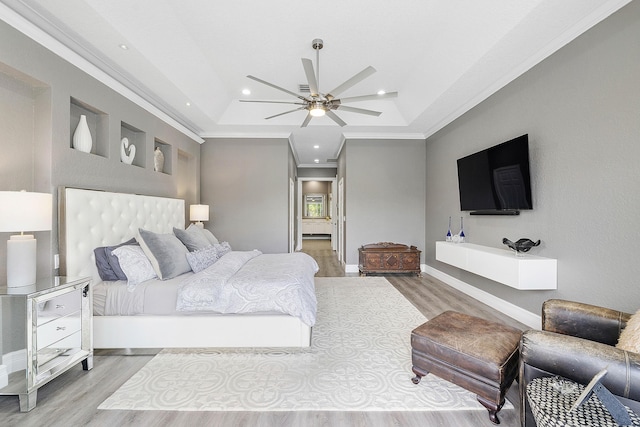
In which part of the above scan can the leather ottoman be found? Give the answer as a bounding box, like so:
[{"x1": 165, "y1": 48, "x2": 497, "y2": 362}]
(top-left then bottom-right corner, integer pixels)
[{"x1": 411, "y1": 311, "x2": 521, "y2": 424}]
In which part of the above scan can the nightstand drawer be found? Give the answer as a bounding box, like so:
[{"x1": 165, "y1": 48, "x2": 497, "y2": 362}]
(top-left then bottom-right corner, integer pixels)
[
  {"x1": 36, "y1": 331, "x2": 82, "y2": 373},
  {"x1": 36, "y1": 289, "x2": 82, "y2": 326},
  {"x1": 36, "y1": 313, "x2": 81, "y2": 350}
]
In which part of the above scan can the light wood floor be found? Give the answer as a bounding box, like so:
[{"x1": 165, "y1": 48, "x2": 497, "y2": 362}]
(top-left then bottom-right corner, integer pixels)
[{"x1": 0, "y1": 240, "x2": 525, "y2": 427}]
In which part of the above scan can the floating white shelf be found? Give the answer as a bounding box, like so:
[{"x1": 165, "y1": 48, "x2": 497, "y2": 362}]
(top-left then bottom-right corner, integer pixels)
[{"x1": 435, "y1": 241, "x2": 557, "y2": 290}]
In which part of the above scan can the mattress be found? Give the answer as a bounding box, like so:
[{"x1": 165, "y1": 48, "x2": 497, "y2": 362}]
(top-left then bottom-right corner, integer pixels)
[{"x1": 93, "y1": 273, "x2": 194, "y2": 316}]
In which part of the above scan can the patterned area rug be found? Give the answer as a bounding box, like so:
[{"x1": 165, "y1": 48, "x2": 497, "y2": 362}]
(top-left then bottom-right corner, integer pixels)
[{"x1": 99, "y1": 277, "x2": 511, "y2": 411}]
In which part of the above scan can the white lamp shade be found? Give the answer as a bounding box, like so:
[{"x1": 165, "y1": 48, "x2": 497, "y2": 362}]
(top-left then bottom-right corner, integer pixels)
[
  {"x1": 0, "y1": 191, "x2": 52, "y2": 232},
  {"x1": 189, "y1": 204, "x2": 210, "y2": 222}
]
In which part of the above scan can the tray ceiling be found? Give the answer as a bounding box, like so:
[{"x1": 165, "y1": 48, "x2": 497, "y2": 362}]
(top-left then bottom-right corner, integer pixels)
[{"x1": 0, "y1": 0, "x2": 630, "y2": 166}]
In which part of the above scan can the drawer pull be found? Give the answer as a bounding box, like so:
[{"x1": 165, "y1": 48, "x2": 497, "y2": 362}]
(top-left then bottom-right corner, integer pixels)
[{"x1": 56, "y1": 326, "x2": 66, "y2": 331}]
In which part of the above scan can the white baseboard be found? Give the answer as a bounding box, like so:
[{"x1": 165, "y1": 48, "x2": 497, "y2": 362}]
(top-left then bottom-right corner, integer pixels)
[
  {"x1": 0, "y1": 365, "x2": 7, "y2": 388},
  {"x1": 423, "y1": 265, "x2": 541, "y2": 329},
  {"x1": 2, "y1": 349, "x2": 27, "y2": 374},
  {"x1": 345, "y1": 264, "x2": 359, "y2": 273}
]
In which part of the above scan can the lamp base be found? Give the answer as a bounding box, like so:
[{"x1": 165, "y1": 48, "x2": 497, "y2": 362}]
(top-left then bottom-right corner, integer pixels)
[
  {"x1": 193, "y1": 221, "x2": 204, "y2": 228},
  {"x1": 7, "y1": 235, "x2": 37, "y2": 288}
]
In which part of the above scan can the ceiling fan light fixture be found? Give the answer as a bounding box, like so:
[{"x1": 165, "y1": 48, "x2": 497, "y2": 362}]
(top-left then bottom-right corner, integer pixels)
[
  {"x1": 309, "y1": 102, "x2": 326, "y2": 117},
  {"x1": 243, "y1": 39, "x2": 397, "y2": 127}
]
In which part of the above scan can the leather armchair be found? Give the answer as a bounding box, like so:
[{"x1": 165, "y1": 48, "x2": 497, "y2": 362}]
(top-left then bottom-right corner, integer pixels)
[{"x1": 519, "y1": 299, "x2": 640, "y2": 426}]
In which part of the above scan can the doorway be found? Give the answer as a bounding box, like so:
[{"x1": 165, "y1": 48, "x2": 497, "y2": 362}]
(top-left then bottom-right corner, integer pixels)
[{"x1": 296, "y1": 177, "x2": 336, "y2": 251}]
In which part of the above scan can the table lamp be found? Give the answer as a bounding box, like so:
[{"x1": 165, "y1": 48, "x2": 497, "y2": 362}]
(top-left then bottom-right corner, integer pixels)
[
  {"x1": 189, "y1": 204, "x2": 209, "y2": 228},
  {"x1": 0, "y1": 191, "x2": 52, "y2": 287}
]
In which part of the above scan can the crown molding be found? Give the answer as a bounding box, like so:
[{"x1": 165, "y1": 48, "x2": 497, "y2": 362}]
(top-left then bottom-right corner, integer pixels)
[
  {"x1": 200, "y1": 132, "x2": 292, "y2": 139},
  {"x1": 0, "y1": 3, "x2": 204, "y2": 144},
  {"x1": 341, "y1": 132, "x2": 426, "y2": 140}
]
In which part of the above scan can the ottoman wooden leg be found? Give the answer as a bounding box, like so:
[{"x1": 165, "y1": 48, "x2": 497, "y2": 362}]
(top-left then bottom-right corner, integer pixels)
[
  {"x1": 411, "y1": 365, "x2": 428, "y2": 384},
  {"x1": 477, "y1": 395, "x2": 504, "y2": 424}
]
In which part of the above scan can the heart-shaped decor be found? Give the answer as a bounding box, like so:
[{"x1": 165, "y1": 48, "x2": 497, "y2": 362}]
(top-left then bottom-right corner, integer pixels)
[{"x1": 120, "y1": 137, "x2": 136, "y2": 164}]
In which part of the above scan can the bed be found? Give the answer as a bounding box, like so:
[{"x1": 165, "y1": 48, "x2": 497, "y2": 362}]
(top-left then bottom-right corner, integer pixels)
[{"x1": 58, "y1": 187, "x2": 318, "y2": 348}]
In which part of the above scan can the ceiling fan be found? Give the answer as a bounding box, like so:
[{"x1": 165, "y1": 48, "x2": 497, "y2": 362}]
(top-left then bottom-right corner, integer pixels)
[{"x1": 240, "y1": 39, "x2": 398, "y2": 127}]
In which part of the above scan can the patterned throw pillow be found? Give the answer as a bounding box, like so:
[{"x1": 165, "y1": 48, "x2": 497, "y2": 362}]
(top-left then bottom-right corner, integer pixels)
[
  {"x1": 185, "y1": 245, "x2": 219, "y2": 273},
  {"x1": 214, "y1": 241, "x2": 232, "y2": 257},
  {"x1": 617, "y1": 309, "x2": 640, "y2": 353},
  {"x1": 112, "y1": 245, "x2": 157, "y2": 290},
  {"x1": 93, "y1": 238, "x2": 138, "y2": 281}
]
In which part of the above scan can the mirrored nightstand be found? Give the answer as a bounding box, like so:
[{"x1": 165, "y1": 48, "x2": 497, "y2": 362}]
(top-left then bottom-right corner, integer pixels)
[{"x1": 0, "y1": 276, "x2": 92, "y2": 411}]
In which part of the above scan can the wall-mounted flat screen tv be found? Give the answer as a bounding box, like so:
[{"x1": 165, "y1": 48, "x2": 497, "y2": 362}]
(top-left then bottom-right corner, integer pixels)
[{"x1": 456, "y1": 134, "x2": 532, "y2": 215}]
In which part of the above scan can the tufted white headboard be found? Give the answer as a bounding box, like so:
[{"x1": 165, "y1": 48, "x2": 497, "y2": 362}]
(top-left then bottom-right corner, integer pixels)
[{"x1": 59, "y1": 187, "x2": 185, "y2": 284}]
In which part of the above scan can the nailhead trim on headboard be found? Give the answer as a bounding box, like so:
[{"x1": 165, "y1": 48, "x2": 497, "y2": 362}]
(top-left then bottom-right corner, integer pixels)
[{"x1": 60, "y1": 187, "x2": 185, "y2": 284}]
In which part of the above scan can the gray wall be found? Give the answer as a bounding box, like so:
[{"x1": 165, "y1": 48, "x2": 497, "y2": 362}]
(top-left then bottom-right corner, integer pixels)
[
  {"x1": 425, "y1": 2, "x2": 640, "y2": 314},
  {"x1": 344, "y1": 139, "x2": 426, "y2": 265},
  {"x1": 297, "y1": 167, "x2": 337, "y2": 178},
  {"x1": 0, "y1": 20, "x2": 201, "y2": 283},
  {"x1": 200, "y1": 138, "x2": 290, "y2": 253}
]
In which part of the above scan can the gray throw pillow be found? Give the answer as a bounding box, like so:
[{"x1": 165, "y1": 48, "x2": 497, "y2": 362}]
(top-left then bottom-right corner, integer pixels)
[
  {"x1": 137, "y1": 228, "x2": 191, "y2": 280},
  {"x1": 173, "y1": 227, "x2": 211, "y2": 252}
]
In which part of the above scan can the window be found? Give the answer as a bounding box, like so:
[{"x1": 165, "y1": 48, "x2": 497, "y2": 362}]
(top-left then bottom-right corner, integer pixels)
[{"x1": 304, "y1": 194, "x2": 326, "y2": 217}]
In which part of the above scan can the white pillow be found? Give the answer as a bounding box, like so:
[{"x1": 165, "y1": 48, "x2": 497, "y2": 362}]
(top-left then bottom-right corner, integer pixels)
[
  {"x1": 187, "y1": 224, "x2": 219, "y2": 245},
  {"x1": 112, "y1": 245, "x2": 157, "y2": 290},
  {"x1": 617, "y1": 309, "x2": 640, "y2": 353}
]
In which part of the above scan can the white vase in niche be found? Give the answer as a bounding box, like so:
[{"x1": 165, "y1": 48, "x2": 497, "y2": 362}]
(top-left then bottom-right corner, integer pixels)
[
  {"x1": 120, "y1": 137, "x2": 136, "y2": 164},
  {"x1": 154, "y1": 147, "x2": 165, "y2": 172},
  {"x1": 72, "y1": 114, "x2": 93, "y2": 153}
]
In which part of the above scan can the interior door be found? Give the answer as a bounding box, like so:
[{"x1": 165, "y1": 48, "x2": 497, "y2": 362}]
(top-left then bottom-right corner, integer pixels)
[
  {"x1": 337, "y1": 177, "x2": 344, "y2": 263},
  {"x1": 289, "y1": 178, "x2": 295, "y2": 252}
]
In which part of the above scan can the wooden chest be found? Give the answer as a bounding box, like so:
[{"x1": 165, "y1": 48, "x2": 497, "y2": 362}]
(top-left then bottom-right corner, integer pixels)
[{"x1": 358, "y1": 242, "x2": 421, "y2": 276}]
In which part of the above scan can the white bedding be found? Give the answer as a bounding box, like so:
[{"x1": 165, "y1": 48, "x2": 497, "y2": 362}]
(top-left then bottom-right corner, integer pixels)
[
  {"x1": 94, "y1": 251, "x2": 319, "y2": 326},
  {"x1": 177, "y1": 251, "x2": 319, "y2": 326}
]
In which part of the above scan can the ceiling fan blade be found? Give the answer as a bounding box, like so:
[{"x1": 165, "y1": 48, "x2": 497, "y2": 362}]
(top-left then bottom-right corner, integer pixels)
[
  {"x1": 240, "y1": 100, "x2": 305, "y2": 105},
  {"x1": 325, "y1": 110, "x2": 347, "y2": 127},
  {"x1": 301, "y1": 114, "x2": 313, "y2": 128},
  {"x1": 338, "y1": 91, "x2": 398, "y2": 103},
  {"x1": 247, "y1": 75, "x2": 308, "y2": 101},
  {"x1": 326, "y1": 66, "x2": 376, "y2": 98},
  {"x1": 336, "y1": 105, "x2": 381, "y2": 116},
  {"x1": 265, "y1": 107, "x2": 305, "y2": 120},
  {"x1": 301, "y1": 58, "x2": 319, "y2": 97}
]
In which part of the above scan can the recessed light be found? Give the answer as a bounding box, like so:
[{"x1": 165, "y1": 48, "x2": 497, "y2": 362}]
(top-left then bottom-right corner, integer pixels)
[
  {"x1": 314, "y1": 159, "x2": 320, "y2": 163},
  {"x1": 377, "y1": 90, "x2": 386, "y2": 95},
  {"x1": 186, "y1": 102, "x2": 191, "y2": 107},
  {"x1": 242, "y1": 88, "x2": 251, "y2": 95},
  {"x1": 119, "y1": 44, "x2": 129, "y2": 50},
  {"x1": 313, "y1": 145, "x2": 319, "y2": 149}
]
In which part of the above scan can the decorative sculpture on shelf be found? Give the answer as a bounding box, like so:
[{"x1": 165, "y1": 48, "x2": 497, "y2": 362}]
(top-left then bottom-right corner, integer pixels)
[
  {"x1": 72, "y1": 114, "x2": 92, "y2": 153},
  {"x1": 120, "y1": 137, "x2": 136, "y2": 164},
  {"x1": 502, "y1": 238, "x2": 540, "y2": 255},
  {"x1": 154, "y1": 146, "x2": 165, "y2": 172}
]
